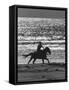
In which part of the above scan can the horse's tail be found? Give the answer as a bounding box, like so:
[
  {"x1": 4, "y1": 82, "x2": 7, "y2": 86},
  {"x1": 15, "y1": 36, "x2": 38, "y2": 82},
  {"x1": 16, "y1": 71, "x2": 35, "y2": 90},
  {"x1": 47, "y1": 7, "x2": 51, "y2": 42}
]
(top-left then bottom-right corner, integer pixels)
[{"x1": 22, "y1": 53, "x2": 32, "y2": 58}]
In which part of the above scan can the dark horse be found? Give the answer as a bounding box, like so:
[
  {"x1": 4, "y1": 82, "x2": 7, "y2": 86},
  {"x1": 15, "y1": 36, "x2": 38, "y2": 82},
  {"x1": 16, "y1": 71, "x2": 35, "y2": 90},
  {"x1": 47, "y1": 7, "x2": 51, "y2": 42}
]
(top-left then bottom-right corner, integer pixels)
[{"x1": 23, "y1": 47, "x2": 51, "y2": 64}]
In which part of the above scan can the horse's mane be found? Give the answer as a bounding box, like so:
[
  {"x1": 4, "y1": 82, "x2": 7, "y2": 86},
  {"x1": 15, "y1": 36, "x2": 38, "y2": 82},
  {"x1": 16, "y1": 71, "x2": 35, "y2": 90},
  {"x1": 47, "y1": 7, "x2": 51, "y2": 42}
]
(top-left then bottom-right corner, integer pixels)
[{"x1": 44, "y1": 47, "x2": 50, "y2": 50}]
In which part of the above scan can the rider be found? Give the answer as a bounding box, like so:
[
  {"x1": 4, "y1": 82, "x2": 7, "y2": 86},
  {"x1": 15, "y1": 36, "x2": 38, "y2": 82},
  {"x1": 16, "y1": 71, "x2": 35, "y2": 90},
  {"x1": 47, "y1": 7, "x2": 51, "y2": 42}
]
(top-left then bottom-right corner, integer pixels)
[{"x1": 37, "y1": 42, "x2": 44, "y2": 52}]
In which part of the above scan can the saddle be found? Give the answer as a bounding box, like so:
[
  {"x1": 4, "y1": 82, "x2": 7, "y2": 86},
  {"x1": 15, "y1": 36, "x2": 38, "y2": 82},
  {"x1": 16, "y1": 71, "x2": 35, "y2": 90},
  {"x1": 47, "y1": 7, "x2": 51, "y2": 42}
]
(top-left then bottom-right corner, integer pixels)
[{"x1": 36, "y1": 49, "x2": 43, "y2": 55}]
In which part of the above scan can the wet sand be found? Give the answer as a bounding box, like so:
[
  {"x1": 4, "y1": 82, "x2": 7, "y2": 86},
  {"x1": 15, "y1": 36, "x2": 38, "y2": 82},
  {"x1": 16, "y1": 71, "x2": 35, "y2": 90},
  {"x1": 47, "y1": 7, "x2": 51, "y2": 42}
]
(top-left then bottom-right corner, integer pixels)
[{"x1": 18, "y1": 63, "x2": 65, "y2": 82}]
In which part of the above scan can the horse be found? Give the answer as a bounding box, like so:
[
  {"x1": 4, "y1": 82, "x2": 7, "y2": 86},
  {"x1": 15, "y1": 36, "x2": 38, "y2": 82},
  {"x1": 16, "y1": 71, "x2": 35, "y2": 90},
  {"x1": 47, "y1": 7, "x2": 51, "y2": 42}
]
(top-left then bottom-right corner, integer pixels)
[{"x1": 22, "y1": 47, "x2": 51, "y2": 64}]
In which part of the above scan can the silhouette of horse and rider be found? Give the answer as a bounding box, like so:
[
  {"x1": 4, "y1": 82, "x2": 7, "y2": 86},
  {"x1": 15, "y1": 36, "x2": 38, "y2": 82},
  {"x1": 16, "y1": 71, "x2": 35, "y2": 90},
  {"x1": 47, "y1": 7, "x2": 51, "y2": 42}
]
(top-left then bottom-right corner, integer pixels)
[{"x1": 23, "y1": 42, "x2": 51, "y2": 64}]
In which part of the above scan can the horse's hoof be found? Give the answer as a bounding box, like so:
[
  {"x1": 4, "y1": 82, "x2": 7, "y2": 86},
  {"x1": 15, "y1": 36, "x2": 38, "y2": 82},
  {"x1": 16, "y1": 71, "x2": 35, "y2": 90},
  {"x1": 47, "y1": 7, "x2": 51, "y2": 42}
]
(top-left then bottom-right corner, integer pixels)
[
  {"x1": 48, "y1": 63, "x2": 50, "y2": 64},
  {"x1": 28, "y1": 62, "x2": 29, "y2": 64},
  {"x1": 33, "y1": 62, "x2": 34, "y2": 64}
]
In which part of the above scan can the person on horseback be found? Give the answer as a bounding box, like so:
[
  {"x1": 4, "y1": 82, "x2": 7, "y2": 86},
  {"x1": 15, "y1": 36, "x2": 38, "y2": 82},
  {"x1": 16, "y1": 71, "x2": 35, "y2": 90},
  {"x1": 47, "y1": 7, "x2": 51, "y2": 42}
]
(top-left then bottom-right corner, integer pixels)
[{"x1": 37, "y1": 42, "x2": 44, "y2": 53}]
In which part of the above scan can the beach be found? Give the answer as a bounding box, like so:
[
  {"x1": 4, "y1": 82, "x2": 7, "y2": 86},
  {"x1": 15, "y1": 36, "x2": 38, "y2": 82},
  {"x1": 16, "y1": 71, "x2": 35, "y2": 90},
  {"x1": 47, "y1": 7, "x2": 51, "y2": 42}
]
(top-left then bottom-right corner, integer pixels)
[{"x1": 18, "y1": 63, "x2": 65, "y2": 82}]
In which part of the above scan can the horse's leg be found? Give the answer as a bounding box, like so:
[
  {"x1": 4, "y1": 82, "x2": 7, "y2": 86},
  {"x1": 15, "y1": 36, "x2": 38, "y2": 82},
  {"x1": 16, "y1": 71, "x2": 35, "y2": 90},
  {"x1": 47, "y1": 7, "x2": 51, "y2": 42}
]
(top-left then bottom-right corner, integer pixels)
[
  {"x1": 28, "y1": 56, "x2": 33, "y2": 64},
  {"x1": 42, "y1": 59, "x2": 44, "y2": 64},
  {"x1": 45, "y1": 58, "x2": 50, "y2": 64},
  {"x1": 33, "y1": 58, "x2": 36, "y2": 64}
]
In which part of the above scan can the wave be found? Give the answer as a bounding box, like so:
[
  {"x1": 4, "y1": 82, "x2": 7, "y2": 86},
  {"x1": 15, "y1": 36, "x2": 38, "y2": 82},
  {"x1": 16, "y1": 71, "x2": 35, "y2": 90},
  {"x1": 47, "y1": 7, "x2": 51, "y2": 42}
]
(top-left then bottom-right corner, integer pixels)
[
  {"x1": 18, "y1": 44, "x2": 65, "y2": 51},
  {"x1": 18, "y1": 40, "x2": 65, "y2": 45}
]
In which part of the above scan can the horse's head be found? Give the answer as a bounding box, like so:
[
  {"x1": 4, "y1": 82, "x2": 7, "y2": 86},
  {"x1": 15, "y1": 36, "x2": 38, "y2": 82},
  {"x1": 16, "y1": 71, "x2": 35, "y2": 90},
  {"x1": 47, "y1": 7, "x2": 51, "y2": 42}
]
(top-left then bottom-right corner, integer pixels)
[{"x1": 44, "y1": 47, "x2": 51, "y2": 55}]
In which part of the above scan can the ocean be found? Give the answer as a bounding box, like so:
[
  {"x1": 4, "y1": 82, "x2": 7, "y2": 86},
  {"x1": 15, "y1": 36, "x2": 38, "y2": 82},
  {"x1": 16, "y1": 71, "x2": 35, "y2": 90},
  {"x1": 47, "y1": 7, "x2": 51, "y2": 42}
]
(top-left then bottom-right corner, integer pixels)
[{"x1": 17, "y1": 37, "x2": 65, "y2": 64}]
